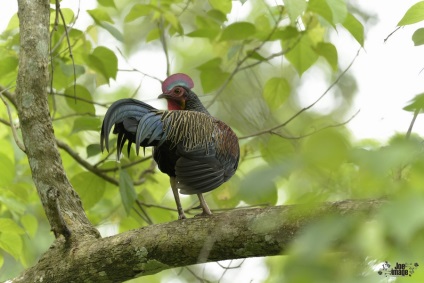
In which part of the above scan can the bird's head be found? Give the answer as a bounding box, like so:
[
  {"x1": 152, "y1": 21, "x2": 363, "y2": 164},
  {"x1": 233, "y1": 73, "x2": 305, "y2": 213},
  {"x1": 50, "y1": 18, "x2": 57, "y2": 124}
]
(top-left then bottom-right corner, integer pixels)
[{"x1": 158, "y1": 73, "x2": 208, "y2": 113}]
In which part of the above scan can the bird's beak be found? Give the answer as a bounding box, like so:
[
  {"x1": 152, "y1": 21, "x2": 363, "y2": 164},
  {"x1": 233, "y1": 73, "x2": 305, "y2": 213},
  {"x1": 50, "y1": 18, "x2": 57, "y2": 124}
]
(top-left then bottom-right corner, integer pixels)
[{"x1": 158, "y1": 93, "x2": 168, "y2": 99}]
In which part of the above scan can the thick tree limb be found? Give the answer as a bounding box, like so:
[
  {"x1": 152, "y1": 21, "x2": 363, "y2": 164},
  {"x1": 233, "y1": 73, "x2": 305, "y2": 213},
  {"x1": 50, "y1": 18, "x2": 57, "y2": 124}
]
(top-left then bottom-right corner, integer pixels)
[
  {"x1": 9, "y1": 199, "x2": 384, "y2": 283},
  {"x1": 15, "y1": 0, "x2": 98, "y2": 240}
]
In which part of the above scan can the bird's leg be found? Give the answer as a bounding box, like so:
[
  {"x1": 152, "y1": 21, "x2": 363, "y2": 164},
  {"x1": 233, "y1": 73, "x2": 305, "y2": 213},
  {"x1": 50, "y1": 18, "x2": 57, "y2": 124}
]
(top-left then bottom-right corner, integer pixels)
[
  {"x1": 170, "y1": 177, "x2": 186, "y2": 220},
  {"x1": 196, "y1": 193, "x2": 212, "y2": 217}
]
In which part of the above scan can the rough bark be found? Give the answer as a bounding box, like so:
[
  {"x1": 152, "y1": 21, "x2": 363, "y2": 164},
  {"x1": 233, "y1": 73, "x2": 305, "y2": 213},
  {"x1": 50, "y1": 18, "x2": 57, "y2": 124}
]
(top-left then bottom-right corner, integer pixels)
[
  {"x1": 15, "y1": 0, "x2": 99, "y2": 240},
  {"x1": 9, "y1": 199, "x2": 384, "y2": 283}
]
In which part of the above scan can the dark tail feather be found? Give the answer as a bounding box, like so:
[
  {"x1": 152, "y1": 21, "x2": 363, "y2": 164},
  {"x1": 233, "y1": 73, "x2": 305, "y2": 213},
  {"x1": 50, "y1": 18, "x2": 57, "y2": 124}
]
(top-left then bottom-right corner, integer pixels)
[{"x1": 101, "y1": 99, "x2": 155, "y2": 152}]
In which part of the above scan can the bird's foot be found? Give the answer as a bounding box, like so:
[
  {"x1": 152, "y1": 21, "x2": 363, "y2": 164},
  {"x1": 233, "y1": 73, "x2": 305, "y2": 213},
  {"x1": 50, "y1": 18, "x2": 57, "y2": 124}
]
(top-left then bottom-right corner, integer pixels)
[
  {"x1": 178, "y1": 212, "x2": 187, "y2": 220},
  {"x1": 194, "y1": 207, "x2": 213, "y2": 218}
]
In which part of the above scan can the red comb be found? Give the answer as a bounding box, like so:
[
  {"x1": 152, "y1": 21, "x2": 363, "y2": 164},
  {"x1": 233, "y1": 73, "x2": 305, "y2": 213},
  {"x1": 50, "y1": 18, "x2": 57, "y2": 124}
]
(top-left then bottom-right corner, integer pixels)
[{"x1": 162, "y1": 73, "x2": 194, "y2": 92}]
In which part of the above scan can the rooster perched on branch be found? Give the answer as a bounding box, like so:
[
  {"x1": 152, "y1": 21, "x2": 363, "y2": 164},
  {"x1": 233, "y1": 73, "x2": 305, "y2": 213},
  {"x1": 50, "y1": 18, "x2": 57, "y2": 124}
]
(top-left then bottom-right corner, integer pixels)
[{"x1": 100, "y1": 73, "x2": 240, "y2": 219}]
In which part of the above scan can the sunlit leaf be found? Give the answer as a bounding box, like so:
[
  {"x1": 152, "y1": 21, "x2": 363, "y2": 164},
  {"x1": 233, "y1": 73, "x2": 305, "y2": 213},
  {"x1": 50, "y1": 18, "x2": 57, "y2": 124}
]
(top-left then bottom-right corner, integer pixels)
[
  {"x1": 398, "y1": 1, "x2": 424, "y2": 26},
  {"x1": 0, "y1": 56, "x2": 18, "y2": 77},
  {"x1": 87, "y1": 9, "x2": 114, "y2": 24},
  {"x1": 283, "y1": 33, "x2": 319, "y2": 75},
  {"x1": 119, "y1": 169, "x2": 137, "y2": 215},
  {"x1": 146, "y1": 28, "x2": 160, "y2": 42},
  {"x1": 0, "y1": 154, "x2": 14, "y2": 186},
  {"x1": 315, "y1": 42, "x2": 338, "y2": 71},
  {"x1": 220, "y1": 22, "x2": 256, "y2": 41},
  {"x1": 412, "y1": 28, "x2": 424, "y2": 46},
  {"x1": 98, "y1": 0, "x2": 116, "y2": 8},
  {"x1": 125, "y1": 4, "x2": 154, "y2": 23},
  {"x1": 71, "y1": 172, "x2": 106, "y2": 210},
  {"x1": 325, "y1": 0, "x2": 347, "y2": 24},
  {"x1": 186, "y1": 28, "x2": 220, "y2": 39},
  {"x1": 262, "y1": 77, "x2": 291, "y2": 110},
  {"x1": 342, "y1": 13, "x2": 364, "y2": 46},
  {"x1": 71, "y1": 117, "x2": 101, "y2": 133},
  {"x1": 87, "y1": 46, "x2": 118, "y2": 83},
  {"x1": 0, "y1": 218, "x2": 25, "y2": 234},
  {"x1": 403, "y1": 93, "x2": 424, "y2": 112},
  {"x1": 283, "y1": 0, "x2": 306, "y2": 24},
  {"x1": 20, "y1": 214, "x2": 38, "y2": 238},
  {"x1": 0, "y1": 232, "x2": 22, "y2": 260},
  {"x1": 164, "y1": 12, "x2": 183, "y2": 34},
  {"x1": 209, "y1": 0, "x2": 232, "y2": 14},
  {"x1": 0, "y1": 254, "x2": 3, "y2": 269}
]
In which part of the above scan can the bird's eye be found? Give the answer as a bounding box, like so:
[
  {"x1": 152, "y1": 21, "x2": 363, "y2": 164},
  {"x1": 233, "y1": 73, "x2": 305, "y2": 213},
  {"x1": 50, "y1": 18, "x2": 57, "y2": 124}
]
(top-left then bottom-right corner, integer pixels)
[{"x1": 175, "y1": 89, "x2": 180, "y2": 94}]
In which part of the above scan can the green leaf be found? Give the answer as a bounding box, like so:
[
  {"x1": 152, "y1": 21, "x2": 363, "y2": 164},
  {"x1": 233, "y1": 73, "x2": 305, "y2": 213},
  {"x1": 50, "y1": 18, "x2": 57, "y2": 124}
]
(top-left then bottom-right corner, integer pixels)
[
  {"x1": 315, "y1": 42, "x2": 338, "y2": 71},
  {"x1": 164, "y1": 12, "x2": 183, "y2": 34},
  {"x1": 146, "y1": 28, "x2": 160, "y2": 42},
  {"x1": 0, "y1": 253, "x2": 3, "y2": 269},
  {"x1": 239, "y1": 165, "x2": 278, "y2": 205},
  {"x1": 71, "y1": 117, "x2": 101, "y2": 133},
  {"x1": 0, "y1": 218, "x2": 25, "y2": 234},
  {"x1": 119, "y1": 169, "x2": 137, "y2": 215},
  {"x1": 125, "y1": 4, "x2": 154, "y2": 23},
  {"x1": 65, "y1": 85, "x2": 95, "y2": 114},
  {"x1": 186, "y1": 28, "x2": 220, "y2": 39},
  {"x1": 303, "y1": 129, "x2": 349, "y2": 170},
  {"x1": 0, "y1": 56, "x2": 18, "y2": 77},
  {"x1": 283, "y1": 0, "x2": 307, "y2": 24},
  {"x1": 196, "y1": 58, "x2": 222, "y2": 70},
  {"x1": 342, "y1": 13, "x2": 364, "y2": 46},
  {"x1": 98, "y1": 0, "x2": 116, "y2": 8},
  {"x1": 403, "y1": 93, "x2": 424, "y2": 112},
  {"x1": 308, "y1": 0, "x2": 333, "y2": 24},
  {"x1": 71, "y1": 172, "x2": 106, "y2": 210},
  {"x1": 209, "y1": 0, "x2": 232, "y2": 14},
  {"x1": 412, "y1": 28, "x2": 424, "y2": 46},
  {"x1": 283, "y1": 33, "x2": 319, "y2": 75},
  {"x1": 0, "y1": 154, "x2": 14, "y2": 186},
  {"x1": 325, "y1": 0, "x2": 347, "y2": 24},
  {"x1": 99, "y1": 22, "x2": 124, "y2": 42},
  {"x1": 0, "y1": 232, "x2": 22, "y2": 260},
  {"x1": 398, "y1": 1, "x2": 424, "y2": 26},
  {"x1": 87, "y1": 46, "x2": 118, "y2": 83},
  {"x1": 262, "y1": 77, "x2": 291, "y2": 110},
  {"x1": 220, "y1": 22, "x2": 256, "y2": 41},
  {"x1": 21, "y1": 214, "x2": 38, "y2": 238},
  {"x1": 260, "y1": 135, "x2": 295, "y2": 165},
  {"x1": 199, "y1": 68, "x2": 230, "y2": 93},
  {"x1": 87, "y1": 144, "x2": 102, "y2": 158},
  {"x1": 87, "y1": 9, "x2": 114, "y2": 24}
]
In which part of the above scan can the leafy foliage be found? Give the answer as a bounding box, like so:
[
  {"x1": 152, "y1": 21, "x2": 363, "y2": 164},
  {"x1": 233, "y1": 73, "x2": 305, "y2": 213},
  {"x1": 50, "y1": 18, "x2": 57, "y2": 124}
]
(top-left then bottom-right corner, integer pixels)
[{"x1": 1, "y1": 0, "x2": 424, "y2": 282}]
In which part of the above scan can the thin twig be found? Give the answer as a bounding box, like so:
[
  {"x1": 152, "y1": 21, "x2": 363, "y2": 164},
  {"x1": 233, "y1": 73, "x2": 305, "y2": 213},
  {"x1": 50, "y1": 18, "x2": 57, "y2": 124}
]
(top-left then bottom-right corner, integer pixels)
[
  {"x1": 384, "y1": 26, "x2": 401, "y2": 43},
  {"x1": 50, "y1": 91, "x2": 109, "y2": 107},
  {"x1": 158, "y1": 17, "x2": 171, "y2": 77},
  {"x1": 239, "y1": 109, "x2": 361, "y2": 140},
  {"x1": 0, "y1": 87, "x2": 26, "y2": 152},
  {"x1": 406, "y1": 108, "x2": 420, "y2": 140},
  {"x1": 58, "y1": 8, "x2": 77, "y2": 103},
  {"x1": 56, "y1": 139, "x2": 119, "y2": 186},
  {"x1": 98, "y1": 156, "x2": 152, "y2": 172},
  {"x1": 238, "y1": 49, "x2": 361, "y2": 140},
  {"x1": 205, "y1": 11, "x2": 288, "y2": 108}
]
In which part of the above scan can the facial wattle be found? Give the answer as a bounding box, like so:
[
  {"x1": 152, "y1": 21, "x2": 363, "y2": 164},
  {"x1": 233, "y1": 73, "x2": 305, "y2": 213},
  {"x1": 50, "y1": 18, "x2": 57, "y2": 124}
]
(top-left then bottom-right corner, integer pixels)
[{"x1": 167, "y1": 99, "x2": 182, "y2": 110}]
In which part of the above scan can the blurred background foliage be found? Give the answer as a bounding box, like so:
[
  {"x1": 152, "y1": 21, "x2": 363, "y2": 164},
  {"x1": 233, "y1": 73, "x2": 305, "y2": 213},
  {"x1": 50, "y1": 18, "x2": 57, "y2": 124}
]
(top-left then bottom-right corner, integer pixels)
[{"x1": 1, "y1": 0, "x2": 424, "y2": 282}]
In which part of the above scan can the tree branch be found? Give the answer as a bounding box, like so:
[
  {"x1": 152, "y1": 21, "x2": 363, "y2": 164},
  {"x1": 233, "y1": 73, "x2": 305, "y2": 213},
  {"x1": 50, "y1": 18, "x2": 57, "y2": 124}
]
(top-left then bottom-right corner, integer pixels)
[
  {"x1": 15, "y1": 0, "x2": 98, "y2": 240},
  {"x1": 10, "y1": 198, "x2": 385, "y2": 283}
]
